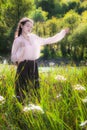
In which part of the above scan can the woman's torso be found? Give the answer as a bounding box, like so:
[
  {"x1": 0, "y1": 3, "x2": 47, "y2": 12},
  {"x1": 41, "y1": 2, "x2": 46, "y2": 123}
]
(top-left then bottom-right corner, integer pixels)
[{"x1": 17, "y1": 34, "x2": 41, "y2": 61}]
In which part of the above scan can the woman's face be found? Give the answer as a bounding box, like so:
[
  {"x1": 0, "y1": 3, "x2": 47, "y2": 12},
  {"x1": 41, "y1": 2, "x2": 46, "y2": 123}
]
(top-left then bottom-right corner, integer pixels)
[{"x1": 21, "y1": 21, "x2": 33, "y2": 34}]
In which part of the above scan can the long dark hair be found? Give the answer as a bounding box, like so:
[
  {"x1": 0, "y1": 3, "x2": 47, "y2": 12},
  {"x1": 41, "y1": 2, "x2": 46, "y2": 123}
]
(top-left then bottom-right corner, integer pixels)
[{"x1": 15, "y1": 17, "x2": 34, "y2": 38}]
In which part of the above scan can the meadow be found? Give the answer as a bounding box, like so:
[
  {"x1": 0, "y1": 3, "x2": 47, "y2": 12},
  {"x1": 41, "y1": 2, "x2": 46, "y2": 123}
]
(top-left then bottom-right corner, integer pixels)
[{"x1": 0, "y1": 64, "x2": 87, "y2": 130}]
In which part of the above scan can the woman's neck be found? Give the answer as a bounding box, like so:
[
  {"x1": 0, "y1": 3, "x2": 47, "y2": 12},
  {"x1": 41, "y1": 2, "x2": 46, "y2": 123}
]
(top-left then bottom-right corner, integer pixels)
[{"x1": 21, "y1": 32, "x2": 30, "y2": 40}]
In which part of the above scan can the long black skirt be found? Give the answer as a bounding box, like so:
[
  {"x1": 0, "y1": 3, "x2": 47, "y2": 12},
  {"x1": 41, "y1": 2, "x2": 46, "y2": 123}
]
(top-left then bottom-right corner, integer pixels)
[{"x1": 15, "y1": 60, "x2": 39, "y2": 102}]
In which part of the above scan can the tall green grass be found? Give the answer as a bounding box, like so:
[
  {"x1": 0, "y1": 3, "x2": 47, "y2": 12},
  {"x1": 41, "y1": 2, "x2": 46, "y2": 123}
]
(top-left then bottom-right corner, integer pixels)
[{"x1": 0, "y1": 64, "x2": 87, "y2": 130}]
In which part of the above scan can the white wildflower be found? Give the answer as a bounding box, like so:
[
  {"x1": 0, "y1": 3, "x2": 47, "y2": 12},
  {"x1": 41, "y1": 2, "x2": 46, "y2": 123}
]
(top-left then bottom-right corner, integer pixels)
[
  {"x1": 73, "y1": 84, "x2": 86, "y2": 91},
  {"x1": 82, "y1": 96, "x2": 87, "y2": 103},
  {"x1": 56, "y1": 93, "x2": 62, "y2": 98},
  {"x1": 55, "y1": 75, "x2": 66, "y2": 81},
  {"x1": 0, "y1": 95, "x2": 5, "y2": 104},
  {"x1": 80, "y1": 120, "x2": 87, "y2": 127},
  {"x1": 0, "y1": 95, "x2": 4, "y2": 102},
  {"x1": 23, "y1": 104, "x2": 44, "y2": 114}
]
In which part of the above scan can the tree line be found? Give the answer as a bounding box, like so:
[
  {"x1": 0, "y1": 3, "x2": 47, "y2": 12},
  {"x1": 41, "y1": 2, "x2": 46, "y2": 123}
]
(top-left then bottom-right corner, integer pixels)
[{"x1": 0, "y1": 0, "x2": 87, "y2": 61}]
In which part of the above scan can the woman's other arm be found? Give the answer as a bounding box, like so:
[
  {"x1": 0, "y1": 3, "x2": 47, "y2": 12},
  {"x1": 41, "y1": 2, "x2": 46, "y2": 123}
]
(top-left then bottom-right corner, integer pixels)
[
  {"x1": 34, "y1": 28, "x2": 69, "y2": 45},
  {"x1": 11, "y1": 38, "x2": 25, "y2": 63}
]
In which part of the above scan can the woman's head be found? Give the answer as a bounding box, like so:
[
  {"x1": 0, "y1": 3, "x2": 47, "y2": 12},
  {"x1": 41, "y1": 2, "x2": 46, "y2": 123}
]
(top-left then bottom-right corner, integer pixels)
[{"x1": 15, "y1": 17, "x2": 34, "y2": 38}]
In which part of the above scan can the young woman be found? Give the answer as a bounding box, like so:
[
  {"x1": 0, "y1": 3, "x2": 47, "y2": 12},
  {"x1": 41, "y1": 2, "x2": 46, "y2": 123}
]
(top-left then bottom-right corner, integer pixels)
[{"x1": 11, "y1": 17, "x2": 69, "y2": 103}]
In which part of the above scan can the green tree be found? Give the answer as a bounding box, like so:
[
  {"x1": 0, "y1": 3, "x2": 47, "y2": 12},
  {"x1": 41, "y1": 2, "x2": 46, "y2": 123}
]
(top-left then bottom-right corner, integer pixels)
[
  {"x1": 81, "y1": 10, "x2": 87, "y2": 23},
  {"x1": 0, "y1": 0, "x2": 34, "y2": 53},
  {"x1": 4, "y1": 0, "x2": 34, "y2": 27},
  {"x1": 68, "y1": 23, "x2": 87, "y2": 60},
  {"x1": 30, "y1": 7, "x2": 48, "y2": 35},
  {"x1": 0, "y1": 1, "x2": 9, "y2": 53},
  {"x1": 60, "y1": 10, "x2": 80, "y2": 57},
  {"x1": 63, "y1": 10, "x2": 80, "y2": 31},
  {"x1": 78, "y1": 1, "x2": 87, "y2": 14},
  {"x1": 35, "y1": 0, "x2": 60, "y2": 18},
  {"x1": 42, "y1": 17, "x2": 62, "y2": 59},
  {"x1": 30, "y1": 7, "x2": 48, "y2": 22}
]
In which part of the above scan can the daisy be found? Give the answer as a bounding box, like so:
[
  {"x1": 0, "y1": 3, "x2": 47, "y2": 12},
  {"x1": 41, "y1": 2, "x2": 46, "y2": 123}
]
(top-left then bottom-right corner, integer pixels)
[
  {"x1": 55, "y1": 75, "x2": 66, "y2": 81},
  {"x1": 56, "y1": 93, "x2": 62, "y2": 98},
  {"x1": 80, "y1": 120, "x2": 87, "y2": 127},
  {"x1": 82, "y1": 96, "x2": 87, "y2": 103},
  {"x1": 73, "y1": 84, "x2": 86, "y2": 91},
  {"x1": 0, "y1": 95, "x2": 5, "y2": 104},
  {"x1": 23, "y1": 104, "x2": 44, "y2": 114}
]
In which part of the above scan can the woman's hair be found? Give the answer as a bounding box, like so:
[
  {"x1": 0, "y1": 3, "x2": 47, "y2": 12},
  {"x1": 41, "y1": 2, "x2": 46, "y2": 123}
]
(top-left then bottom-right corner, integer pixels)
[{"x1": 15, "y1": 17, "x2": 34, "y2": 38}]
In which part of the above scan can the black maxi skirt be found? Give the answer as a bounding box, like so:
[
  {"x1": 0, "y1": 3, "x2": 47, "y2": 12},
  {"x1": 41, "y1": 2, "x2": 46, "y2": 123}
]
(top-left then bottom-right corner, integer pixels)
[{"x1": 15, "y1": 60, "x2": 39, "y2": 102}]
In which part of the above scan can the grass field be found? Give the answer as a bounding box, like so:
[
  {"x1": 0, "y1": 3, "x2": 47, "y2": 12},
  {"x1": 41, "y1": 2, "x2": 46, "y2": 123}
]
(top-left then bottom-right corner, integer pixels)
[{"x1": 0, "y1": 64, "x2": 87, "y2": 130}]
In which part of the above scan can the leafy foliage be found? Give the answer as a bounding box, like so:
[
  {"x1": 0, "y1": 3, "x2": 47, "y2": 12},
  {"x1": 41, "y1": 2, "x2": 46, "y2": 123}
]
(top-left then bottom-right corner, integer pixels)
[{"x1": 0, "y1": 65, "x2": 87, "y2": 130}]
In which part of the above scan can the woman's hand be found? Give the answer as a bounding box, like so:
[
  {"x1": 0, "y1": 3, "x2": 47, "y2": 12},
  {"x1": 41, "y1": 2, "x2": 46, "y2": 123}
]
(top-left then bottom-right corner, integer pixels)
[{"x1": 65, "y1": 28, "x2": 70, "y2": 34}]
